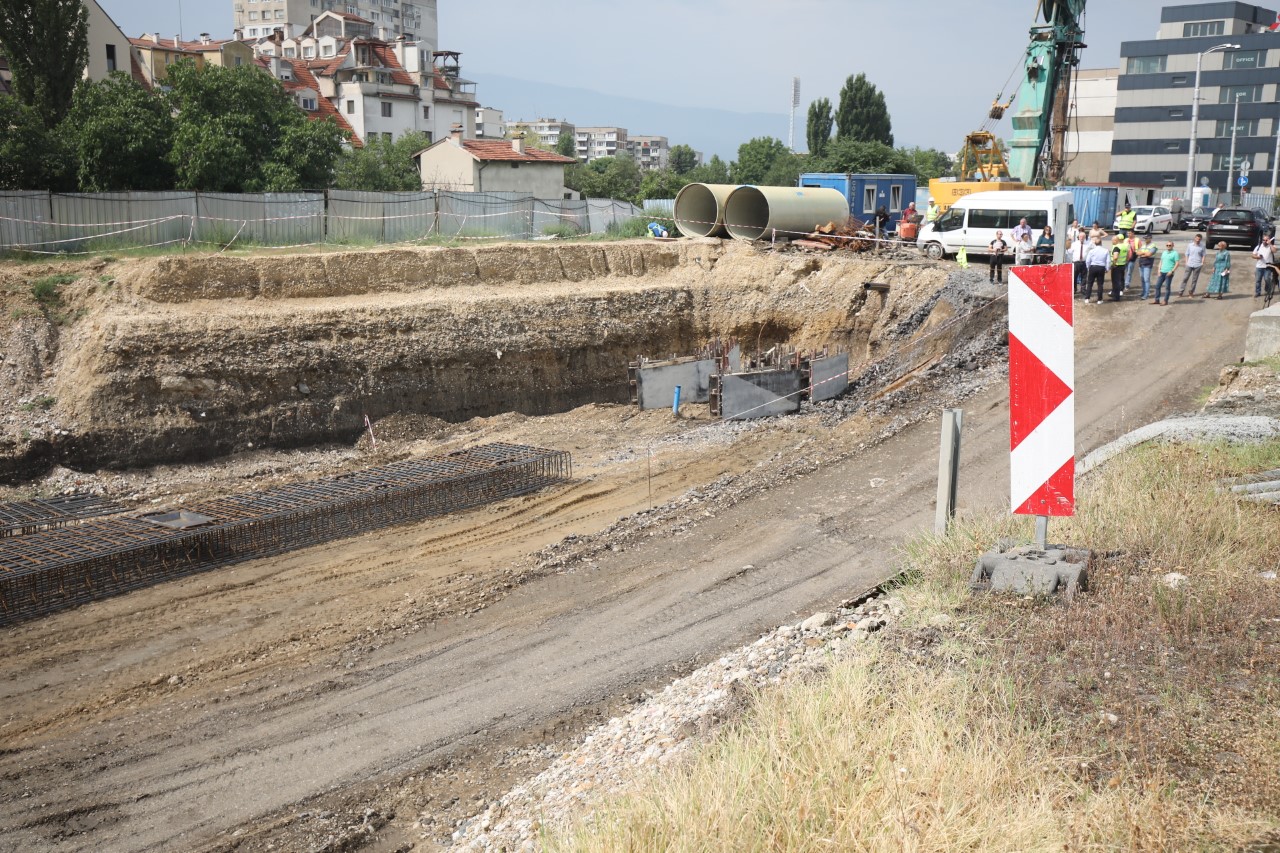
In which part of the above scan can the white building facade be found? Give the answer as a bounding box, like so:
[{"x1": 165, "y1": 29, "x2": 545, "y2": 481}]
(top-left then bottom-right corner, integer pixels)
[{"x1": 234, "y1": 0, "x2": 437, "y2": 44}]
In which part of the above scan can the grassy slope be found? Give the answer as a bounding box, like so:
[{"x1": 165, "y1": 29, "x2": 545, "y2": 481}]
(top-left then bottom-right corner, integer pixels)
[{"x1": 549, "y1": 441, "x2": 1280, "y2": 852}]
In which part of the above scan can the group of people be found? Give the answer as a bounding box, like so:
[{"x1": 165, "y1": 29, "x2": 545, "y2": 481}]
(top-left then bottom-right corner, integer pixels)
[
  {"x1": 985, "y1": 217, "x2": 1057, "y2": 283},
  {"x1": 1066, "y1": 227, "x2": 1232, "y2": 304},
  {"x1": 985, "y1": 210, "x2": 1275, "y2": 303}
]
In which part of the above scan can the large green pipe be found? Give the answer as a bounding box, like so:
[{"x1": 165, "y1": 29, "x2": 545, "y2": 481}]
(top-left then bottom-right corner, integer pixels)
[
  {"x1": 723, "y1": 186, "x2": 849, "y2": 242},
  {"x1": 673, "y1": 183, "x2": 741, "y2": 238}
]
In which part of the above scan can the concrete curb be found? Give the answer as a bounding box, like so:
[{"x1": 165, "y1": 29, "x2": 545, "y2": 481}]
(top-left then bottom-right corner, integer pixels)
[{"x1": 1079, "y1": 415, "x2": 1280, "y2": 475}]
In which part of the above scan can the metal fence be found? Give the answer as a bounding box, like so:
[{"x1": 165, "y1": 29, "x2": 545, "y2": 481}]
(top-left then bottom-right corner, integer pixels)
[{"x1": 0, "y1": 190, "x2": 644, "y2": 254}]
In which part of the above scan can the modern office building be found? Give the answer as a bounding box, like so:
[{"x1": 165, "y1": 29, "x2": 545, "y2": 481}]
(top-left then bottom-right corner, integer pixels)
[
  {"x1": 1111, "y1": 2, "x2": 1280, "y2": 195},
  {"x1": 1061, "y1": 68, "x2": 1118, "y2": 184}
]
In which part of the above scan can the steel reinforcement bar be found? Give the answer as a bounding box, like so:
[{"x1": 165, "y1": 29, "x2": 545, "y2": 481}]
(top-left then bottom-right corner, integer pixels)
[
  {"x1": 0, "y1": 494, "x2": 122, "y2": 538},
  {"x1": 0, "y1": 443, "x2": 571, "y2": 626}
]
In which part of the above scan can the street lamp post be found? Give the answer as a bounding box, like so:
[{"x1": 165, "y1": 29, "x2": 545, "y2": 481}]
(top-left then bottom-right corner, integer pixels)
[
  {"x1": 1271, "y1": 101, "x2": 1280, "y2": 195},
  {"x1": 1227, "y1": 94, "x2": 1244, "y2": 204},
  {"x1": 1185, "y1": 42, "x2": 1241, "y2": 205}
]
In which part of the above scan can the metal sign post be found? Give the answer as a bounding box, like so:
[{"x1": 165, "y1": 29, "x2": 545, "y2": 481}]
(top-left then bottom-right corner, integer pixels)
[{"x1": 1008, "y1": 263, "x2": 1076, "y2": 546}]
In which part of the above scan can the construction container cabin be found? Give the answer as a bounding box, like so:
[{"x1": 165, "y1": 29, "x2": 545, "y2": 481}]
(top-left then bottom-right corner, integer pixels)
[{"x1": 797, "y1": 173, "x2": 918, "y2": 226}]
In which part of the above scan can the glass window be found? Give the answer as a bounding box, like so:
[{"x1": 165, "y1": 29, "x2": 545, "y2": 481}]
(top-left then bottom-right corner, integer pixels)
[
  {"x1": 1225, "y1": 50, "x2": 1265, "y2": 70},
  {"x1": 1212, "y1": 153, "x2": 1248, "y2": 169},
  {"x1": 968, "y1": 209, "x2": 1006, "y2": 229},
  {"x1": 1215, "y1": 118, "x2": 1259, "y2": 136},
  {"x1": 1183, "y1": 20, "x2": 1225, "y2": 37},
  {"x1": 889, "y1": 185, "x2": 903, "y2": 212},
  {"x1": 249, "y1": 10, "x2": 258, "y2": 20},
  {"x1": 105, "y1": 44, "x2": 116, "y2": 72},
  {"x1": 862, "y1": 186, "x2": 875, "y2": 214},
  {"x1": 934, "y1": 207, "x2": 964, "y2": 232},
  {"x1": 381, "y1": 101, "x2": 392, "y2": 117},
  {"x1": 1220, "y1": 84, "x2": 1264, "y2": 104},
  {"x1": 1125, "y1": 55, "x2": 1166, "y2": 75},
  {"x1": 1010, "y1": 209, "x2": 1049, "y2": 230},
  {"x1": 346, "y1": 99, "x2": 355, "y2": 114}
]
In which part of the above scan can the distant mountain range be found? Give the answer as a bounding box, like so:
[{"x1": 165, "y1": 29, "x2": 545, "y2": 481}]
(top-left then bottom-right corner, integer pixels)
[{"x1": 472, "y1": 73, "x2": 793, "y2": 162}]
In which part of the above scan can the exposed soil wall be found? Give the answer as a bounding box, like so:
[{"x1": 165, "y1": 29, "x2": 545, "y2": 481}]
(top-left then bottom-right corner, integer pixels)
[{"x1": 0, "y1": 240, "x2": 957, "y2": 481}]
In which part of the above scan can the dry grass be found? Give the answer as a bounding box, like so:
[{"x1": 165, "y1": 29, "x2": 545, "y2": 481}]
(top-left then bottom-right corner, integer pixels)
[{"x1": 547, "y1": 441, "x2": 1280, "y2": 852}]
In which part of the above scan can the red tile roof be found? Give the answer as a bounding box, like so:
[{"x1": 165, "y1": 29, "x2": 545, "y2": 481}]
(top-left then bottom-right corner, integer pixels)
[
  {"x1": 459, "y1": 140, "x2": 576, "y2": 164},
  {"x1": 128, "y1": 37, "x2": 201, "y2": 56},
  {"x1": 333, "y1": 11, "x2": 372, "y2": 23},
  {"x1": 278, "y1": 56, "x2": 361, "y2": 147},
  {"x1": 367, "y1": 42, "x2": 414, "y2": 86}
]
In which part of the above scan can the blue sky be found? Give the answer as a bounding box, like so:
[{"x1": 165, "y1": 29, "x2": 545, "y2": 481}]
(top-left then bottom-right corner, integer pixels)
[{"x1": 100, "y1": 0, "x2": 1163, "y2": 155}]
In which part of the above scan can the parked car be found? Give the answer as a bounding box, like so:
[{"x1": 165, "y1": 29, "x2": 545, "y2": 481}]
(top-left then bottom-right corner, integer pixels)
[
  {"x1": 1113, "y1": 205, "x2": 1173, "y2": 234},
  {"x1": 1206, "y1": 208, "x2": 1267, "y2": 247},
  {"x1": 1179, "y1": 206, "x2": 1212, "y2": 230},
  {"x1": 1251, "y1": 207, "x2": 1277, "y2": 235}
]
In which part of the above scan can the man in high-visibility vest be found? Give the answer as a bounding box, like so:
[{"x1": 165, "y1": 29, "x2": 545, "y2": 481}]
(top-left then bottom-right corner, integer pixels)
[
  {"x1": 926, "y1": 197, "x2": 940, "y2": 222},
  {"x1": 1116, "y1": 202, "x2": 1138, "y2": 236}
]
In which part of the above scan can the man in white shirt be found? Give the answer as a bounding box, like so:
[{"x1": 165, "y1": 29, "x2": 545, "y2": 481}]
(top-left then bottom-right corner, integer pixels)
[
  {"x1": 1254, "y1": 235, "x2": 1276, "y2": 297},
  {"x1": 1083, "y1": 237, "x2": 1110, "y2": 304},
  {"x1": 1070, "y1": 233, "x2": 1089, "y2": 294},
  {"x1": 1011, "y1": 217, "x2": 1032, "y2": 245}
]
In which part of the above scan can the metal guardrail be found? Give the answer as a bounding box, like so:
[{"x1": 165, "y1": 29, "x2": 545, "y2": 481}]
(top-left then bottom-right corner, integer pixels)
[{"x1": 0, "y1": 443, "x2": 571, "y2": 625}]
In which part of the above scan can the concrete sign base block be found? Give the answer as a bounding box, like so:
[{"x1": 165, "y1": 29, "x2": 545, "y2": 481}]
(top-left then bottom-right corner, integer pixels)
[
  {"x1": 970, "y1": 542, "x2": 1089, "y2": 597},
  {"x1": 1244, "y1": 304, "x2": 1280, "y2": 362},
  {"x1": 634, "y1": 358, "x2": 716, "y2": 409},
  {"x1": 716, "y1": 369, "x2": 802, "y2": 420}
]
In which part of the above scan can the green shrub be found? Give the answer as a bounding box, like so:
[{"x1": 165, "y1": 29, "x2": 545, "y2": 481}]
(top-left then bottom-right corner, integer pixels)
[{"x1": 30, "y1": 274, "x2": 76, "y2": 307}]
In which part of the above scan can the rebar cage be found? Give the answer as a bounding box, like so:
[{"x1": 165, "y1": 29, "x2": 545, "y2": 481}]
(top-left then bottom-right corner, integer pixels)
[{"x1": 0, "y1": 443, "x2": 571, "y2": 626}]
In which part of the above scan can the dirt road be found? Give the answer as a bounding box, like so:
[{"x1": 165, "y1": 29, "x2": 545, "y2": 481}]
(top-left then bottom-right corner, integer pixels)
[{"x1": 0, "y1": 282, "x2": 1258, "y2": 852}]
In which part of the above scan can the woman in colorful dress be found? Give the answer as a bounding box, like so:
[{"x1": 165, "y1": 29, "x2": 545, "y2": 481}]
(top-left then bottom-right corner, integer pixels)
[{"x1": 1204, "y1": 241, "x2": 1231, "y2": 299}]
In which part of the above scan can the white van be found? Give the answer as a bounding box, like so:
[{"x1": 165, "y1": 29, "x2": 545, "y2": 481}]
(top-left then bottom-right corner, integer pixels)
[{"x1": 917, "y1": 191, "x2": 1075, "y2": 263}]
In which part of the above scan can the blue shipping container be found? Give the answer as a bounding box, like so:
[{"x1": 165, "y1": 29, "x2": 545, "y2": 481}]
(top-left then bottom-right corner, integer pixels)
[
  {"x1": 1056, "y1": 186, "x2": 1118, "y2": 230},
  {"x1": 798, "y1": 173, "x2": 918, "y2": 224}
]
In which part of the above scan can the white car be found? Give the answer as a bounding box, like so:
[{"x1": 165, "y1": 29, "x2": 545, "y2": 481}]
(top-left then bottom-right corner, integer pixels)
[{"x1": 1113, "y1": 205, "x2": 1173, "y2": 234}]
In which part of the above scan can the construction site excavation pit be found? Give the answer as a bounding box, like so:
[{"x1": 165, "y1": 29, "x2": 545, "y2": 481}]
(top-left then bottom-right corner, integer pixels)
[{"x1": 0, "y1": 239, "x2": 993, "y2": 485}]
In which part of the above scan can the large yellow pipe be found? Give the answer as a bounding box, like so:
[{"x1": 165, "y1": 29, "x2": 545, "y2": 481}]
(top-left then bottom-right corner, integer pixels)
[
  {"x1": 723, "y1": 186, "x2": 850, "y2": 242},
  {"x1": 673, "y1": 183, "x2": 741, "y2": 238}
]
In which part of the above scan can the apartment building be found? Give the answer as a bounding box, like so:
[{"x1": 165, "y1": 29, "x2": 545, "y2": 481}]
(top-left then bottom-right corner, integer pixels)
[
  {"x1": 253, "y1": 11, "x2": 475, "y2": 145},
  {"x1": 129, "y1": 33, "x2": 255, "y2": 85},
  {"x1": 233, "y1": 0, "x2": 437, "y2": 44},
  {"x1": 1111, "y1": 1, "x2": 1280, "y2": 193},
  {"x1": 631, "y1": 135, "x2": 669, "y2": 171},
  {"x1": 507, "y1": 118, "x2": 576, "y2": 152},
  {"x1": 575, "y1": 126, "x2": 629, "y2": 161},
  {"x1": 475, "y1": 107, "x2": 505, "y2": 138}
]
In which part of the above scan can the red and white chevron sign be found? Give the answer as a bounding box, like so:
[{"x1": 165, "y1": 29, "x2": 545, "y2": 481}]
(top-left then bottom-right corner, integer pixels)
[{"x1": 1008, "y1": 263, "x2": 1074, "y2": 516}]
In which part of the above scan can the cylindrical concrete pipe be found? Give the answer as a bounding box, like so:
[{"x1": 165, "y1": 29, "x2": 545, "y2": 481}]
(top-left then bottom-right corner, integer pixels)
[
  {"x1": 673, "y1": 183, "x2": 741, "y2": 238},
  {"x1": 723, "y1": 186, "x2": 850, "y2": 242}
]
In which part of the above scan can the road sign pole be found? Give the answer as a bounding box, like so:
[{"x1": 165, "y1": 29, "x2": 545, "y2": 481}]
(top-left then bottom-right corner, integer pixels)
[{"x1": 1008, "y1": 263, "x2": 1076, "y2": 529}]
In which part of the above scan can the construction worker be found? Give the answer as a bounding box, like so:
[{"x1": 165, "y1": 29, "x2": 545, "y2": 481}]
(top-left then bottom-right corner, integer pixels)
[
  {"x1": 926, "y1": 198, "x2": 940, "y2": 223},
  {"x1": 1109, "y1": 233, "x2": 1131, "y2": 300},
  {"x1": 1116, "y1": 202, "x2": 1137, "y2": 236}
]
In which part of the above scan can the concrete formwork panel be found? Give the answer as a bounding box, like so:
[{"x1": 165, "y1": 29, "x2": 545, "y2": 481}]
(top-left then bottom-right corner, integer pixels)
[
  {"x1": 719, "y1": 369, "x2": 803, "y2": 420},
  {"x1": 809, "y1": 354, "x2": 850, "y2": 402},
  {"x1": 1245, "y1": 305, "x2": 1280, "y2": 362},
  {"x1": 635, "y1": 358, "x2": 716, "y2": 409}
]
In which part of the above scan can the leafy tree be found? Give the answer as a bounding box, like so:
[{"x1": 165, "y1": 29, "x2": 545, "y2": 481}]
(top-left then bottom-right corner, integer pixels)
[
  {"x1": 684, "y1": 154, "x2": 731, "y2": 185},
  {"x1": 333, "y1": 131, "x2": 431, "y2": 191},
  {"x1": 835, "y1": 73, "x2": 893, "y2": 146},
  {"x1": 64, "y1": 73, "x2": 175, "y2": 192},
  {"x1": 555, "y1": 132, "x2": 577, "y2": 159},
  {"x1": 0, "y1": 0, "x2": 88, "y2": 128},
  {"x1": 165, "y1": 61, "x2": 346, "y2": 192},
  {"x1": 0, "y1": 96, "x2": 70, "y2": 189},
  {"x1": 762, "y1": 151, "x2": 805, "y2": 188},
  {"x1": 574, "y1": 155, "x2": 642, "y2": 201},
  {"x1": 637, "y1": 168, "x2": 687, "y2": 201},
  {"x1": 806, "y1": 97, "x2": 833, "y2": 157},
  {"x1": 813, "y1": 139, "x2": 914, "y2": 175},
  {"x1": 668, "y1": 144, "x2": 698, "y2": 175},
  {"x1": 730, "y1": 136, "x2": 790, "y2": 184},
  {"x1": 900, "y1": 146, "x2": 954, "y2": 183}
]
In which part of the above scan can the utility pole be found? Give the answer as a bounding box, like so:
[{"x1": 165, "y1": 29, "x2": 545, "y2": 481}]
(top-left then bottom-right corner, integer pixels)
[
  {"x1": 1186, "y1": 43, "x2": 1240, "y2": 204},
  {"x1": 1227, "y1": 94, "x2": 1243, "y2": 205}
]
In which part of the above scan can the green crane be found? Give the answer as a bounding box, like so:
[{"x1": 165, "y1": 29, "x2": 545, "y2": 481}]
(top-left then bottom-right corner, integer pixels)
[{"x1": 1007, "y1": 0, "x2": 1086, "y2": 186}]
